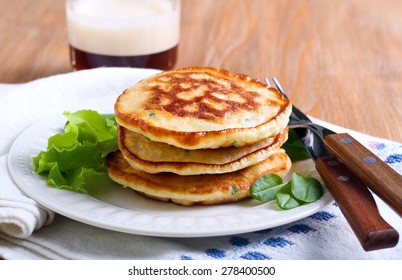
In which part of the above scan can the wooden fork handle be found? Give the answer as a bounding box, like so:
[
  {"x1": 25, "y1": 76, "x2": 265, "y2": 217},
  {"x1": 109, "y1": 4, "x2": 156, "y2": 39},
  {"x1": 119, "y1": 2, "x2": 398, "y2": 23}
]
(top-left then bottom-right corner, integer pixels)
[
  {"x1": 316, "y1": 156, "x2": 399, "y2": 251},
  {"x1": 324, "y1": 133, "x2": 402, "y2": 217}
]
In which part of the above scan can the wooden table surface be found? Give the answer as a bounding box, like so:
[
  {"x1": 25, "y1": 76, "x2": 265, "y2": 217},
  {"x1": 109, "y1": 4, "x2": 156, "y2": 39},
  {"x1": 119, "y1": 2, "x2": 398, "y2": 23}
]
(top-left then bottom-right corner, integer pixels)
[{"x1": 1, "y1": 0, "x2": 401, "y2": 142}]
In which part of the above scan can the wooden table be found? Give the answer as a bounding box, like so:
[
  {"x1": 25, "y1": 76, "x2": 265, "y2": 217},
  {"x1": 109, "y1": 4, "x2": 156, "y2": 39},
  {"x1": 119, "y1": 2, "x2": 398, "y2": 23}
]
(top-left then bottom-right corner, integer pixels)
[{"x1": 1, "y1": 0, "x2": 401, "y2": 142}]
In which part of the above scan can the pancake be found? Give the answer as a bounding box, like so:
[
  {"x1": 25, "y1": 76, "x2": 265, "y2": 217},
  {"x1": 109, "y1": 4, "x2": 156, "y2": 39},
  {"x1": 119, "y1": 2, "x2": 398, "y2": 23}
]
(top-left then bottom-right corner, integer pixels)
[
  {"x1": 106, "y1": 150, "x2": 292, "y2": 206},
  {"x1": 119, "y1": 126, "x2": 288, "y2": 175},
  {"x1": 115, "y1": 67, "x2": 291, "y2": 150},
  {"x1": 119, "y1": 125, "x2": 288, "y2": 164}
]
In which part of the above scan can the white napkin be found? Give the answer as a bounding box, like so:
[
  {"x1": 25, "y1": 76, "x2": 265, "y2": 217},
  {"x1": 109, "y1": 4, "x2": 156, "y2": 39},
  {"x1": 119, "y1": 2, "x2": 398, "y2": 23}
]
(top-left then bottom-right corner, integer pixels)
[
  {"x1": 0, "y1": 155, "x2": 54, "y2": 238},
  {"x1": 0, "y1": 68, "x2": 401, "y2": 260}
]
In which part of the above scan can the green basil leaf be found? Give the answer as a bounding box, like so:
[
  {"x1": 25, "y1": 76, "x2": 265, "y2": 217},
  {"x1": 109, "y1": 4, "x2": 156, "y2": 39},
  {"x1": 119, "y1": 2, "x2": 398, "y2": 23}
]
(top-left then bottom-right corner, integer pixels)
[
  {"x1": 276, "y1": 182, "x2": 304, "y2": 210},
  {"x1": 304, "y1": 177, "x2": 323, "y2": 202},
  {"x1": 250, "y1": 174, "x2": 285, "y2": 202},
  {"x1": 281, "y1": 129, "x2": 311, "y2": 162},
  {"x1": 291, "y1": 172, "x2": 323, "y2": 203}
]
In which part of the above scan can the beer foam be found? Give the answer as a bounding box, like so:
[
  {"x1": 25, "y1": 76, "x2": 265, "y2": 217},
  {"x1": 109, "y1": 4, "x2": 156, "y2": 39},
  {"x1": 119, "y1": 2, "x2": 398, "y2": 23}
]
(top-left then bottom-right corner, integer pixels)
[{"x1": 66, "y1": 0, "x2": 180, "y2": 56}]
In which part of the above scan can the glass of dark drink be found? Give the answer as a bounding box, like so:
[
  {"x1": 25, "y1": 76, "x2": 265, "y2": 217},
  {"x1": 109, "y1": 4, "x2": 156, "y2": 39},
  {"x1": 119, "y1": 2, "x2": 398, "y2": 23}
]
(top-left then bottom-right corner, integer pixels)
[{"x1": 66, "y1": 0, "x2": 180, "y2": 70}]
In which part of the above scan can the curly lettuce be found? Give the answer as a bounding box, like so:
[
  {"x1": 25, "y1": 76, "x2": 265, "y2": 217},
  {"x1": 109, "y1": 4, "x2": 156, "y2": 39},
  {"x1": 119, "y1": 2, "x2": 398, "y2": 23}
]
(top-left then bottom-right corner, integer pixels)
[{"x1": 32, "y1": 110, "x2": 118, "y2": 193}]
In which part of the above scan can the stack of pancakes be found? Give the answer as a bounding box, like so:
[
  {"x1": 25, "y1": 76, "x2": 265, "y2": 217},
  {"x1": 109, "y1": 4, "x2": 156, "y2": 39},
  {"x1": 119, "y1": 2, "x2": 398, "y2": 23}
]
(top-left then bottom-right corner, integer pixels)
[{"x1": 107, "y1": 67, "x2": 292, "y2": 206}]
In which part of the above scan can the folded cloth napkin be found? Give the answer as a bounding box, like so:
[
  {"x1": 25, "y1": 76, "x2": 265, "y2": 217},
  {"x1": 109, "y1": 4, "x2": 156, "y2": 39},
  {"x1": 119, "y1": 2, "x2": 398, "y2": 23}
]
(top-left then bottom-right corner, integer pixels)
[
  {"x1": 0, "y1": 68, "x2": 401, "y2": 259},
  {"x1": 0, "y1": 155, "x2": 54, "y2": 238}
]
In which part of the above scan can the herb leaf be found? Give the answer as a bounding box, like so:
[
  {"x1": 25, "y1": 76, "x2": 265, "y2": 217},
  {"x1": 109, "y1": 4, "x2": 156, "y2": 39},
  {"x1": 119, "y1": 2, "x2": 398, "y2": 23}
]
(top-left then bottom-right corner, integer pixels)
[
  {"x1": 281, "y1": 129, "x2": 311, "y2": 162},
  {"x1": 276, "y1": 183, "x2": 303, "y2": 210},
  {"x1": 249, "y1": 172, "x2": 324, "y2": 210},
  {"x1": 250, "y1": 174, "x2": 286, "y2": 201},
  {"x1": 291, "y1": 173, "x2": 323, "y2": 203}
]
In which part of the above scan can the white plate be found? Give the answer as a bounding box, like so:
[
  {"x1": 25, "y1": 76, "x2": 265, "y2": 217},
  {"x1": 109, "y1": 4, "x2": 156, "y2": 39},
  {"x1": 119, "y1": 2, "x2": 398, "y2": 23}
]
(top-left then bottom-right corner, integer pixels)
[{"x1": 8, "y1": 115, "x2": 333, "y2": 238}]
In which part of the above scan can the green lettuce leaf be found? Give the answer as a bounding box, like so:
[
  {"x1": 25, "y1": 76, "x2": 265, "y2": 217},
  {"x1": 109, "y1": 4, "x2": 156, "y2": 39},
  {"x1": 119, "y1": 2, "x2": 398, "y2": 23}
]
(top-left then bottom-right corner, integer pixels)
[{"x1": 32, "y1": 110, "x2": 118, "y2": 193}]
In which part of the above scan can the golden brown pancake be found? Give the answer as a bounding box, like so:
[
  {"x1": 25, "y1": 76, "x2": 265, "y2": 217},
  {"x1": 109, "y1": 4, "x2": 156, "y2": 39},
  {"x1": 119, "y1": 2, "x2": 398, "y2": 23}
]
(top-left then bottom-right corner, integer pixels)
[
  {"x1": 115, "y1": 67, "x2": 291, "y2": 150},
  {"x1": 106, "y1": 150, "x2": 292, "y2": 206},
  {"x1": 118, "y1": 126, "x2": 286, "y2": 164},
  {"x1": 118, "y1": 126, "x2": 288, "y2": 175}
]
